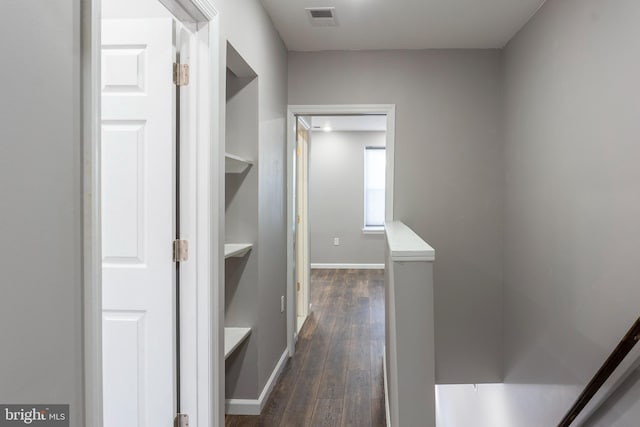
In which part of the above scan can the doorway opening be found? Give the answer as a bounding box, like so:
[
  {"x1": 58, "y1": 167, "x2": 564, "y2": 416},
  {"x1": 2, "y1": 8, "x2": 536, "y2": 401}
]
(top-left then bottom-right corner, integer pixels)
[
  {"x1": 94, "y1": 0, "x2": 220, "y2": 425},
  {"x1": 286, "y1": 105, "x2": 396, "y2": 356}
]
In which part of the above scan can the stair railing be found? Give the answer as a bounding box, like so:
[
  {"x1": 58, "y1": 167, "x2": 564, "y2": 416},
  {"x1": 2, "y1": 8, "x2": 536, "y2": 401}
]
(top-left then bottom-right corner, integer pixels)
[{"x1": 558, "y1": 316, "x2": 640, "y2": 427}]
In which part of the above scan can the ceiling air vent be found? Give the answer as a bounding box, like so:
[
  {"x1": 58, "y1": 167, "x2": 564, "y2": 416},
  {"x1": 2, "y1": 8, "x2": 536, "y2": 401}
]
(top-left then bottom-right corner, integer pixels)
[
  {"x1": 309, "y1": 8, "x2": 333, "y2": 19},
  {"x1": 306, "y1": 7, "x2": 338, "y2": 27}
]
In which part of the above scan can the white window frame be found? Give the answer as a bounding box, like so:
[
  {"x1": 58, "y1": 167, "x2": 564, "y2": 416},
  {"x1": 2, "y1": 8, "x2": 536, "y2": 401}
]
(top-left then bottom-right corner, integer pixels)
[{"x1": 363, "y1": 146, "x2": 386, "y2": 233}]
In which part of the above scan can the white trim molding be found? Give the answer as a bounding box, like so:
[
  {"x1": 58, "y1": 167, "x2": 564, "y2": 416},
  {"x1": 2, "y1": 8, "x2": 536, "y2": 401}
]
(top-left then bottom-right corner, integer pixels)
[
  {"x1": 362, "y1": 226, "x2": 385, "y2": 235},
  {"x1": 383, "y1": 347, "x2": 391, "y2": 427},
  {"x1": 158, "y1": 0, "x2": 217, "y2": 23},
  {"x1": 225, "y1": 349, "x2": 289, "y2": 415},
  {"x1": 385, "y1": 221, "x2": 435, "y2": 262},
  {"x1": 81, "y1": 0, "x2": 103, "y2": 425},
  {"x1": 311, "y1": 263, "x2": 385, "y2": 270},
  {"x1": 190, "y1": 0, "x2": 217, "y2": 20},
  {"x1": 286, "y1": 104, "x2": 396, "y2": 358}
]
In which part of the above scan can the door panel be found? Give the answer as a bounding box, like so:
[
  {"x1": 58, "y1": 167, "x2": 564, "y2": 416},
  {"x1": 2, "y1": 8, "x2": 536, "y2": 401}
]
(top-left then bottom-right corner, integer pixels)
[
  {"x1": 296, "y1": 118, "x2": 310, "y2": 330},
  {"x1": 102, "y1": 121, "x2": 146, "y2": 263},
  {"x1": 102, "y1": 311, "x2": 146, "y2": 424},
  {"x1": 102, "y1": 18, "x2": 175, "y2": 427}
]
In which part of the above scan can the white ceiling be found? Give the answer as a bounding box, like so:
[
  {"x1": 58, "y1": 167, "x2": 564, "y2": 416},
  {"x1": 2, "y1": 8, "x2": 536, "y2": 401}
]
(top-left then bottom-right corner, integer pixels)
[
  {"x1": 259, "y1": 0, "x2": 546, "y2": 51},
  {"x1": 310, "y1": 115, "x2": 387, "y2": 132}
]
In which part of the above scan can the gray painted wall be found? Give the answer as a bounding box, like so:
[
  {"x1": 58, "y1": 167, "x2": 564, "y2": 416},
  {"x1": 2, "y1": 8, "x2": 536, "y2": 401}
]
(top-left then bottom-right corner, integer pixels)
[
  {"x1": 217, "y1": 0, "x2": 289, "y2": 400},
  {"x1": 289, "y1": 50, "x2": 504, "y2": 383},
  {"x1": 309, "y1": 131, "x2": 385, "y2": 265},
  {"x1": 0, "y1": 1, "x2": 84, "y2": 425},
  {"x1": 500, "y1": 0, "x2": 640, "y2": 424}
]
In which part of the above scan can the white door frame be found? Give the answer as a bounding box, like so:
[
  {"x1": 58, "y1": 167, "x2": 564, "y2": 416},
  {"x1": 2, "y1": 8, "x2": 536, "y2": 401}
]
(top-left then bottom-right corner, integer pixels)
[
  {"x1": 285, "y1": 104, "x2": 396, "y2": 356},
  {"x1": 81, "y1": 1, "x2": 222, "y2": 426}
]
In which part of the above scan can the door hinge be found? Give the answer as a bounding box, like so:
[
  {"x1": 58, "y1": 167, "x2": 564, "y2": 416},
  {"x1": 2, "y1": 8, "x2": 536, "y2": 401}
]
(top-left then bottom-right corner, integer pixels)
[
  {"x1": 173, "y1": 63, "x2": 190, "y2": 86},
  {"x1": 174, "y1": 414, "x2": 189, "y2": 427},
  {"x1": 173, "y1": 239, "x2": 189, "y2": 262},
  {"x1": 297, "y1": 214, "x2": 301, "y2": 224},
  {"x1": 297, "y1": 282, "x2": 301, "y2": 292}
]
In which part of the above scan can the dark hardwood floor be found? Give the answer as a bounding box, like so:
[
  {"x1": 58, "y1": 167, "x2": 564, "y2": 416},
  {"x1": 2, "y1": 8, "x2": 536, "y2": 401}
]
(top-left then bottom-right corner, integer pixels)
[{"x1": 225, "y1": 269, "x2": 386, "y2": 427}]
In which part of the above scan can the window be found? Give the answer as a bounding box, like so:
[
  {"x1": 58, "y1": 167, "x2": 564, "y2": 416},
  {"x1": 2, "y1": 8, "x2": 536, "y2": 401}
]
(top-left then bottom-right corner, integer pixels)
[{"x1": 364, "y1": 146, "x2": 386, "y2": 229}]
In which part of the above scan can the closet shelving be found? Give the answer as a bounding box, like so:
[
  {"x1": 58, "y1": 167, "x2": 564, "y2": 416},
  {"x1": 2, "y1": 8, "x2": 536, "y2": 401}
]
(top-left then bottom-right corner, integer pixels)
[
  {"x1": 224, "y1": 327, "x2": 252, "y2": 359},
  {"x1": 225, "y1": 153, "x2": 253, "y2": 173},
  {"x1": 224, "y1": 243, "x2": 253, "y2": 259},
  {"x1": 223, "y1": 42, "x2": 259, "y2": 403}
]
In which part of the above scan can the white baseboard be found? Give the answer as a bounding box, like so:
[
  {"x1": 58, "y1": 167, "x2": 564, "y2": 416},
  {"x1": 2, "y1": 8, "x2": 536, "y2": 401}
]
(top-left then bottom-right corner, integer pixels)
[
  {"x1": 383, "y1": 347, "x2": 391, "y2": 427},
  {"x1": 225, "y1": 348, "x2": 289, "y2": 415},
  {"x1": 311, "y1": 263, "x2": 384, "y2": 270}
]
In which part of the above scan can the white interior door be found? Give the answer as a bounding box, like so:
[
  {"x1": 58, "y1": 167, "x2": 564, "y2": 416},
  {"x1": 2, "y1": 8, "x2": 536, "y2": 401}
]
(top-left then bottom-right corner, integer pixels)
[
  {"x1": 101, "y1": 18, "x2": 176, "y2": 427},
  {"x1": 296, "y1": 118, "x2": 311, "y2": 331}
]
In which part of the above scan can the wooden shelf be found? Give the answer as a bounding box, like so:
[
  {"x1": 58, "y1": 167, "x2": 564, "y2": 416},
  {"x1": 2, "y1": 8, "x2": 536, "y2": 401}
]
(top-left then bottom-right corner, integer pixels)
[
  {"x1": 224, "y1": 327, "x2": 251, "y2": 359},
  {"x1": 224, "y1": 243, "x2": 253, "y2": 259},
  {"x1": 225, "y1": 153, "x2": 253, "y2": 173}
]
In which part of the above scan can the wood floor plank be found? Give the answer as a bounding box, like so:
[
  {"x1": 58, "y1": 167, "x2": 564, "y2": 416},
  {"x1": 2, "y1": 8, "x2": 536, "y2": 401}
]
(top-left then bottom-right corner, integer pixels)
[
  {"x1": 370, "y1": 339, "x2": 385, "y2": 399},
  {"x1": 317, "y1": 338, "x2": 349, "y2": 399},
  {"x1": 370, "y1": 322, "x2": 384, "y2": 340},
  {"x1": 260, "y1": 359, "x2": 298, "y2": 422},
  {"x1": 371, "y1": 398, "x2": 386, "y2": 427},
  {"x1": 354, "y1": 279, "x2": 369, "y2": 299},
  {"x1": 369, "y1": 285, "x2": 385, "y2": 325},
  {"x1": 299, "y1": 311, "x2": 321, "y2": 342},
  {"x1": 345, "y1": 370, "x2": 370, "y2": 395},
  {"x1": 279, "y1": 412, "x2": 310, "y2": 427},
  {"x1": 281, "y1": 369, "x2": 323, "y2": 424},
  {"x1": 302, "y1": 313, "x2": 335, "y2": 371},
  {"x1": 342, "y1": 395, "x2": 372, "y2": 427},
  {"x1": 350, "y1": 297, "x2": 370, "y2": 325},
  {"x1": 331, "y1": 314, "x2": 351, "y2": 341},
  {"x1": 351, "y1": 324, "x2": 370, "y2": 342},
  {"x1": 312, "y1": 286, "x2": 330, "y2": 311},
  {"x1": 348, "y1": 338, "x2": 371, "y2": 372},
  {"x1": 225, "y1": 415, "x2": 260, "y2": 427},
  {"x1": 294, "y1": 312, "x2": 320, "y2": 368},
  {"x1": 342, "y1": 370, "x2": 373, "y2": 426},
  {"x1": 310, "y1": 399, "x2": 343, "y2": 427}
]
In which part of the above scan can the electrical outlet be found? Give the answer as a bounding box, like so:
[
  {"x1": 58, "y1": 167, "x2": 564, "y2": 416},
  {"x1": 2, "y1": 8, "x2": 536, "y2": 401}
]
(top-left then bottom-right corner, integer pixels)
[
  {"x1": 333, "y1": 237, "x2": 340, "y2": 246},
  {"x1": 281, "y1": 296, "x2": 285, "y2": 313}
]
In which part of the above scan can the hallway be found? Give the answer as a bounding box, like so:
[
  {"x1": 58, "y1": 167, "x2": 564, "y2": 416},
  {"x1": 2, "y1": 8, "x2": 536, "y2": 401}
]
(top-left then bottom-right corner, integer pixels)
[{"x1": 226, "y1": 269, "x2": 386, "y2": 426}]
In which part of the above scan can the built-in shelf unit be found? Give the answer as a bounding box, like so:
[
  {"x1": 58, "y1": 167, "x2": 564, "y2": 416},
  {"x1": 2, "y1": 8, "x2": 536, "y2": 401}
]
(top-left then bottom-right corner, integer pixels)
[
  {"x1": 224, "y1": 243, "x2": 253, "y2": 259},
  {"x1": 225, "y1": 153, "x2": 253, "y2": 173},
  {"x1": 223, "y1": 42, "x2": 259, "y2": 404},
  {"x1": 224, "y1": 327, "x2": 252, "y2": 359}
]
